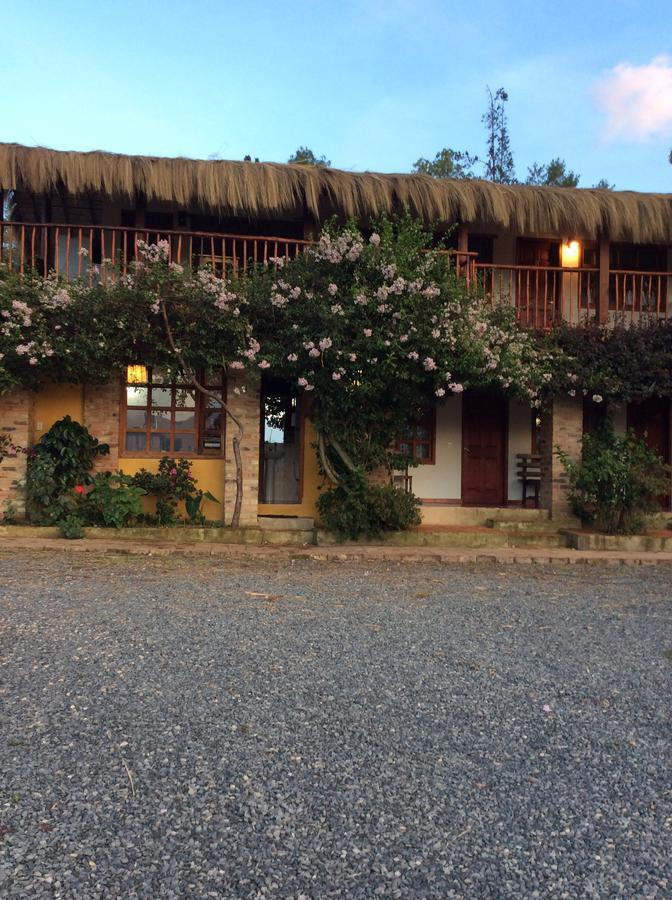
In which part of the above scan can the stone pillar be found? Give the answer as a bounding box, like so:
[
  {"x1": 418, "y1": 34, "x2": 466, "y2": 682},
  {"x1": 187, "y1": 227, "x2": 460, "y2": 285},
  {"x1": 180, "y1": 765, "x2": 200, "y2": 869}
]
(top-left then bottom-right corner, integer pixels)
[
  {"x1": 0, "y1": 388, "x2": 35, "y2": 516},
  {"x1": 539, "y1": 395, "x2": 583, "y2": 519},
  {"x1": 83, "y1": 380, "x2": 120, "y2": 471},
  {"x1": 224, "y1": 373, "x2": 260, "y2": 527}
]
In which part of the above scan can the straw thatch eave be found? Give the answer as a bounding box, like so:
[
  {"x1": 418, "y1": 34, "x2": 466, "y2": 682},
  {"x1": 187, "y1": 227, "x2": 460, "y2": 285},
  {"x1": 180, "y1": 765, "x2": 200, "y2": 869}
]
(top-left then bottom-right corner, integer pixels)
[{"x1": 0, "y1": 142, "x2": 670, "y2": 243}]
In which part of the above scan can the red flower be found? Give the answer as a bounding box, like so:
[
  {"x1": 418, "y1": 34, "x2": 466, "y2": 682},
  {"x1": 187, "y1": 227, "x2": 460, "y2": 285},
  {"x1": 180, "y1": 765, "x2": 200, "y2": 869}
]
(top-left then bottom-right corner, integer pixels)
[{"x1": 74, "y1": 484, "x2": 85, "y2": 495}]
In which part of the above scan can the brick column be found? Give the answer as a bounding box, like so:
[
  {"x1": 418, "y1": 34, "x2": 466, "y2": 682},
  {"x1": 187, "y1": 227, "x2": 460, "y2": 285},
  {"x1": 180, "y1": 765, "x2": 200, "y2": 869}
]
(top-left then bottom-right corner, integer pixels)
[
  {"x1": 0, "y1": 388, "x2": 35, "y2": 516},
  {"x1": 539, "y1": 395, "x2": 583, "y2": 519},
  {"x1": 224, "y1": 373, "x2": 260, "y2": 527},
  {"x1": 83, "y1": 380, "x2": 120, "y2": 471}
]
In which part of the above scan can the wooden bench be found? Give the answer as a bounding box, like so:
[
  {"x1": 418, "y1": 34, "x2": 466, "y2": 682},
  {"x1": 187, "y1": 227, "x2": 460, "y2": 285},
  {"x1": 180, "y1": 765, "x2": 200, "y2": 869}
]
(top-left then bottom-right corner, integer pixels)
[{"x1": 517, "y1": 453, "x2": 541, "y2": 508}]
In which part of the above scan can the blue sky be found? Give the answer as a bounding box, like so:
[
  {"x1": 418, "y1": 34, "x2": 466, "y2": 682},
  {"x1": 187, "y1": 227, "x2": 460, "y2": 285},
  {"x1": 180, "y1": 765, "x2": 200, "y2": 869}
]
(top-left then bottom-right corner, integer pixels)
[{"x1": 3, "y1": 0, "x2": 671, "y2": 191}]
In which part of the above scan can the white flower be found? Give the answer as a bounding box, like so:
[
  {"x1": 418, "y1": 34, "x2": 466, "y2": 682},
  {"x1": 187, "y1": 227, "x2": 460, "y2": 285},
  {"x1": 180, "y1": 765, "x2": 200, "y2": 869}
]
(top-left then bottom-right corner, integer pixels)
[
  {"x1": 287, "y1": 353, "x2": 298, "y2": 362},
  {"x1": 369, "y1": 233, "x2": 381, "y2": 246},
  {"x1": 258, "y1": 360, "x2": 271, "y2": 369},
  {"x1": 435, "y1": 388, "x2": 446, "y2": 397},
  {"x1": 592, "y1": 394, "x2": 603, "y2": 403}
]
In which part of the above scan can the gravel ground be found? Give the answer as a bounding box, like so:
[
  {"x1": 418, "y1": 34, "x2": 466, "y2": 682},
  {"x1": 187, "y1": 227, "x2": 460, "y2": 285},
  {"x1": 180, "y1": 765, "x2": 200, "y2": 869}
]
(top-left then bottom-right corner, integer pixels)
[{"x1": 0, "y1": 552, "x2": 670, "y2": 899}]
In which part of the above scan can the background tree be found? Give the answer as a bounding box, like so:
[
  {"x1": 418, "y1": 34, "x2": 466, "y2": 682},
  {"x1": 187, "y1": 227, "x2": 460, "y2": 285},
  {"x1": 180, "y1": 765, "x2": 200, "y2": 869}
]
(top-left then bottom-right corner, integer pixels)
[
  {"x1": 288, "y1": 146, "x2": 331, "y2": 167},
  {"x1": 526, "y1": 158, "x2": 580, "y2": 187},
  {"x1": 483, "y1": 87, "x2": 515, "y2": 183},
  {"x1": 412, "y1": 148, "x2": 478, "y2": 179},
  {"x1": 592, "y1": 178, "x2": 615, "y2": 190}
]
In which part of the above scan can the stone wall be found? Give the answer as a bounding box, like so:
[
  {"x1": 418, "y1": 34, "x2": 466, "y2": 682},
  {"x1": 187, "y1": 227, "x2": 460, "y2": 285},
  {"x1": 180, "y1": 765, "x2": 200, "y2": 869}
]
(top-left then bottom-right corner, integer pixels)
[
  {"x1": 539, "y1": 396, "x2": 583, "y2": 518},
  {"x1": 223, "y1": 374, "x2": 261, "y2": 527},
  {"x1": 0, "y1": 388, "x2": 35, "y2": 515},
  {"x1": 83, "y1": 381, "x2": 121, "y2": 470}
]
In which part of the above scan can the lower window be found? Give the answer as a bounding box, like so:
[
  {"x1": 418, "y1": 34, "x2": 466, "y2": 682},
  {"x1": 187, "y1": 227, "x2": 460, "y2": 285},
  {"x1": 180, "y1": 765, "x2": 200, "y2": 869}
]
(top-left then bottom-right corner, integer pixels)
[
  {"x1": 123, "y1": 366, "x2": 225, "y2": 455},
  {"x1": 396, "y1": 408, "x2": 436, "y2": 463}
]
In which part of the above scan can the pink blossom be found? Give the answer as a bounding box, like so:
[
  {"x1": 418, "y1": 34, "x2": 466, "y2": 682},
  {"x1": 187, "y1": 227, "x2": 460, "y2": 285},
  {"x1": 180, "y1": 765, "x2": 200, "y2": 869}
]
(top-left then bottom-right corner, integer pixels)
[
  {"x1": 369, "y1": 233, "x2": 381, "y2": 246},
  {"x1": 328, "y1": 283, "x2": 338, "y2": 296},
  {"x1": 363, "y1": 328, "x2": 372, "y2": 338},
  {"x1": 298, "y1": 377, "x2": 308, "y2": 387},
  {"x1": 308, "y1": 348, "x2": 320, "y2": 358},
  {"x1": 448, "y1": 383, "x2": 464, "y2": 394},
  {"x1": 318, "y1": 337, "x2": 333, "y2": 351},
  {"x1": 258, "y1": 360, "x2": 271, "y2": 369},
  {"x1": 332, "y1": 372, "x2": 342, "y2": 380},
  {"x1": 287, "y1": 352, "x2": 298, "y2": 362},
  {"x1": 423, "y1": 357, "x2": 437, "y2": 372},
  {"x1": 229, "y1": 361, "x2": 245, "y2": 370},
  {"x1": 407, "y1": 351, "x2": 419, "y2": 361},
  {"x1": 435, "y1": 388, "x2": 446, "y2": 397}
]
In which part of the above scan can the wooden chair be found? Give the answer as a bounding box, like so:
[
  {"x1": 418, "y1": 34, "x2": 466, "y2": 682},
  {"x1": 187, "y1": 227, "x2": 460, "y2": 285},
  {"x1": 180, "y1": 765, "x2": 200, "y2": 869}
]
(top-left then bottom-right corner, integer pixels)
[{"x1": 517, "y1": 453, "x2": 541, "y2": 508}]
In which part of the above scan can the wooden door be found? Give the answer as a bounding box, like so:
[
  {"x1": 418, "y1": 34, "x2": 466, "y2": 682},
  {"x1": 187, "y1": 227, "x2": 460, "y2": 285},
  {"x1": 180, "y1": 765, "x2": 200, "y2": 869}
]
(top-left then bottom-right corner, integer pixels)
[
  {"x1": 461, "y1": 392, "x2": 507, "y2": 506},
  {"x1": 627, "y1": 397, "x2": 671, "y2": 509}
]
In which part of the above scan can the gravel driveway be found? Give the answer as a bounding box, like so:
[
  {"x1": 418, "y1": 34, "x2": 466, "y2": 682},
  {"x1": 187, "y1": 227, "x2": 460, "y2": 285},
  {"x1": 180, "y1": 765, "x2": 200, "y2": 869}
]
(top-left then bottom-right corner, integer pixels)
[{"x1": 0, "y1": 552, "x2": 670, "y2": 898}]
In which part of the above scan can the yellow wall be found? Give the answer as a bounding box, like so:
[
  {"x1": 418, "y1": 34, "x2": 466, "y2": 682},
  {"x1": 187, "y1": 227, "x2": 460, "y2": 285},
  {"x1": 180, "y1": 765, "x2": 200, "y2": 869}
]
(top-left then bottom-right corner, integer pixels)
[
  {"x1": 34, "y1": 383, "x2": 84, "y2": 437},
  {"x1": 34, "y1": 383, "x2": 322, "y2": 522},
  {"x1": 118, "y1": 458, "x2": 225, "y2": 521}
]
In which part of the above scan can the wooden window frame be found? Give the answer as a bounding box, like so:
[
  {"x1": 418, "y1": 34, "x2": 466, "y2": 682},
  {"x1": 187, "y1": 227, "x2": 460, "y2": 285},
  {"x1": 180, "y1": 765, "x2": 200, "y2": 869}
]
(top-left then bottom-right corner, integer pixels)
[
  {"x1": 395, "y1": 407, "x2": 436, "y2": 465},
  {"x1": 120, "y1": 367, "x2": 226, "y2": 458}
]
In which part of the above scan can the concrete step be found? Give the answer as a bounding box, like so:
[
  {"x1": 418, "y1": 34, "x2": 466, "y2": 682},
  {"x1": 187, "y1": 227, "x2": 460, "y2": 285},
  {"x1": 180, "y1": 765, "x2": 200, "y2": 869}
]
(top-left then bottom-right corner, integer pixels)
[
  {"x1": 316, "y1": 527, "x2": 570, "y2": 550},
  {"x1": 486, "y1": 518, "x2": 570, "y2": 532},
  {"x1": 258, "y1": 516, "x2": 315, "y2": 531},
  {"x1": 421, "y1": 506, "x2": 550, "y2": 527}
]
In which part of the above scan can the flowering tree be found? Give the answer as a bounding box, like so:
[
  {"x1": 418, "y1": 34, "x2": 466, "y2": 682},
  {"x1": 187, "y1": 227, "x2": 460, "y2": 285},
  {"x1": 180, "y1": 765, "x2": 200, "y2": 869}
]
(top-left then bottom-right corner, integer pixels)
[
  {"x1": 248, "y1": 215, "x2": 552, "y2": 481},
  {"x1": 0, "y1": 243, "x2": 260, "y2": 527}
]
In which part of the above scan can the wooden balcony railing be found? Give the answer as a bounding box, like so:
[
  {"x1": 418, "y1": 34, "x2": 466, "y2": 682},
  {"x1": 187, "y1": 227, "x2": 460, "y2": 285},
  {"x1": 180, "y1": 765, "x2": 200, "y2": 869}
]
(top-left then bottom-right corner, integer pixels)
[
  {"x1": 0, "y1": 221, "x2": 668, "y2": 328},
  {"x1": 610, "y1": 269, "x2": 670, "y2": 320},
  {"x1": 0, "y1": 220, "x2": 309, "y2": 281},
  {"x1": 475, "y1": 263, "x2": 599, "y2": 328}
]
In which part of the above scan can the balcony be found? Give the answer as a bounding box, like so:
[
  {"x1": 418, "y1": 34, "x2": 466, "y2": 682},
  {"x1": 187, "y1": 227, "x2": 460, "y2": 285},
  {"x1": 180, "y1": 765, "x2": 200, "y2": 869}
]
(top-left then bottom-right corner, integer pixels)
[{"x1": 0, "y1": 220, "x2": 668, "y2": 328}]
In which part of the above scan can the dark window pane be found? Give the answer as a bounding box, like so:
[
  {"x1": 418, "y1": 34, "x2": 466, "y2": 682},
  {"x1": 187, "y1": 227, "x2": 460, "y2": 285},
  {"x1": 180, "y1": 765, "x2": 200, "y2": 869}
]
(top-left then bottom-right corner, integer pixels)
[
  {"x1": 174, "y1": 434, "x2": 195, "y2": 452},
  {"x1": 150, "y1": 433, "x2": 171, "y2": 452},
  {"x1": 127, "y1": 409, "x2": 148, "y2": 429},
  {"x1": 175, "y1": 411, "x2": 196, "y2": 430},
  {"x1": 126, "y1": 432, "x2": 147, "y2": 452},
  {"x1": 150, "y1": 410, "x2": 171, "y2": 430},
  {"x1": 204, "y1": 411, "x2": 222, "y2": 432},
  {"x1": 415, "y1": 444, "x2": 430, "y2": 460}
]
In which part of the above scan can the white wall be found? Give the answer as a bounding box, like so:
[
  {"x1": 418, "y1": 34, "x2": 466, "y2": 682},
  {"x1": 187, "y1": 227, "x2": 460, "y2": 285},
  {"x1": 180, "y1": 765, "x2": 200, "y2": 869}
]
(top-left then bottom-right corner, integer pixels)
[
  {"x1": 412, "y1": 395, "x2": 533, "y2": 504},
  {"x1": 507, "y1": 400, "x2": 533, "y2": 502},
  {"x1": 411, "y1": 397, "x2": 462, "y2": 500}
]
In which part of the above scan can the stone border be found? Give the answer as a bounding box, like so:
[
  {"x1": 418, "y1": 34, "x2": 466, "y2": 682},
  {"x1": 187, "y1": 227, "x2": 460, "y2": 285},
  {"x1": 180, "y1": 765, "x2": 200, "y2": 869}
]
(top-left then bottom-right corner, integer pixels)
[{"x1": 1, "y1": 536, "x2": 672, "y2": 566}]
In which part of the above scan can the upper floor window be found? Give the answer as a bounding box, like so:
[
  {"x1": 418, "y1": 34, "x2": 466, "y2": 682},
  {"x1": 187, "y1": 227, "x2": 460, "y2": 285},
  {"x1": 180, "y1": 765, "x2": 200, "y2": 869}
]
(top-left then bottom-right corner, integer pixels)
[{"x1": 123, "y1": 366, "x2": 225, "y2": 456}]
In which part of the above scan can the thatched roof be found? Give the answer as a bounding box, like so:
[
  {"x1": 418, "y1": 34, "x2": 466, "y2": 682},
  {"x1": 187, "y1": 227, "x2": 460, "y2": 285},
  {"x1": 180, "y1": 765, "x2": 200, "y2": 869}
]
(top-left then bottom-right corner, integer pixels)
[{"x1": 1, "y1": 142, "x2": 670, "y2": 243}]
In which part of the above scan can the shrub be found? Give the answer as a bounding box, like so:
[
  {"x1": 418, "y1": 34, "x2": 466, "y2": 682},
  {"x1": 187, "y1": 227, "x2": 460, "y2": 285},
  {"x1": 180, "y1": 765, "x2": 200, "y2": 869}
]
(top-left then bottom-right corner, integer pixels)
[
  {"x1": 558, "y1": 421, "x2": 670, "y2": 534},
  {"x1": 83, "y1": 472, "x2": 145, "y2": 529},
  {"x1": 58, "y1": 514, "x2": 85, "y2": 539},
  {"x1": 26, "y1": 417, "x2": 109, "y2": 525},
  {"x1": 317, "y1": 470, "x2": 421, "y2": 539},
  {"x1": 130, "y1": 458, "x2": 216, "y2": 525}
]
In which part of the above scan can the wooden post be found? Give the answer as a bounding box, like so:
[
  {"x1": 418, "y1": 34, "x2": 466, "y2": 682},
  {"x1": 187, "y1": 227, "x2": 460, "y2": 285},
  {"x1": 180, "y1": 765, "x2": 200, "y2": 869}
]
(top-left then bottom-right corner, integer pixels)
[
  {"x1": 598, "y1": 236, "x2": 610, "y2": 324},
  {"x1": 457, "y1": 223, "x2": 469, "y2": 282}
]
